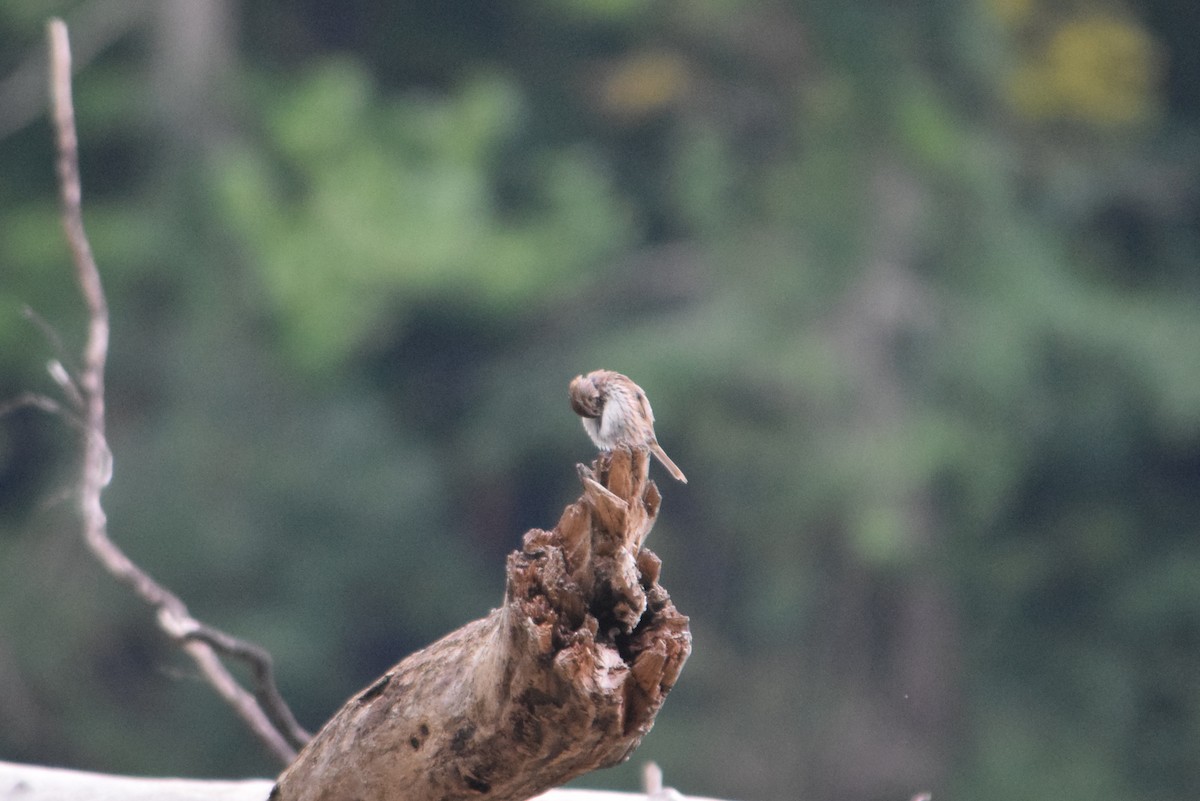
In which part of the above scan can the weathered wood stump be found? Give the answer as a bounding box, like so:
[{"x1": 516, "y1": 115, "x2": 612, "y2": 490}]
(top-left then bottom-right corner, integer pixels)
[{"x1": 272, "y1": 448, "x2": 691, "y2": 801}]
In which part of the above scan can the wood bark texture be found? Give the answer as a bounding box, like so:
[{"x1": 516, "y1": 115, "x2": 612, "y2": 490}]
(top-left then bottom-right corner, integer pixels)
[{"x1": 272, "y1": 449, "x2": 691, "y2": 801}]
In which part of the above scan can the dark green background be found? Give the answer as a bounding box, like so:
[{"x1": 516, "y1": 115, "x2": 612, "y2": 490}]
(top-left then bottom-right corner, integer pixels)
[{"x1": 2, "y1": 1, "x2": 1199, "y2": 800}]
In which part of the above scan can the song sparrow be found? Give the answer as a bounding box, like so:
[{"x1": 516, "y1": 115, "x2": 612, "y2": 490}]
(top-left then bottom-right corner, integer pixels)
[{"x1": 568, "y1": 370, "x2": 687, "y2": 483}]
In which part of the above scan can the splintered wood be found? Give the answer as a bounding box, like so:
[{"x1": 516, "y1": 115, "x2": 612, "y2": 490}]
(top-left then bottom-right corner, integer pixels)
[{"x1": 272, "y1": 449, "x2": 691, "y2": 801}]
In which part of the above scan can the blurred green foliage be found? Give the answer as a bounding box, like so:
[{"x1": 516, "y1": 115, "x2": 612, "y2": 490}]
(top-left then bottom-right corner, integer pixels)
[
  {"x1": 2, "y1": 1, "x2": 1200, "y2": 800},
  {"x1": 215, "y1": 61, "x2": 636, "y2": 369}
]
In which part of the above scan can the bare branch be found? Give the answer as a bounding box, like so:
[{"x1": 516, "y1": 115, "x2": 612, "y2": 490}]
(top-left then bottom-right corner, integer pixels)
[
  {"x1": 23, "y1": 305, "x2": 83, "y2": 383},
  {"x1": 45, "y1": 17, "x2": 305, "y2": 765},
  {"x1": 175, "y1": 620, "x2": 312, "y2": 750},
  {"x1": 0, "y1": 392, "x2": 69, "y2": 420},
  {"x1": 46, "y1": 358, "x2": 86, "y2": 410},
  {"x1": 0, "y1": 0, "x2": 153, "y2": 142}
]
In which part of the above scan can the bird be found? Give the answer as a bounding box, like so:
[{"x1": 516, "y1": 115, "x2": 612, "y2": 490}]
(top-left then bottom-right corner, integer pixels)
[{"x1": 568, "y1": 370, "x2": 687, "y2": 483}]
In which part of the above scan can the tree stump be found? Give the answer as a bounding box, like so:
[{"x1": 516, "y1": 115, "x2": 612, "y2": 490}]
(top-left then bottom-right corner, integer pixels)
[{"x1": 272, "y1": 449, "x2": 691, "y2": 801}]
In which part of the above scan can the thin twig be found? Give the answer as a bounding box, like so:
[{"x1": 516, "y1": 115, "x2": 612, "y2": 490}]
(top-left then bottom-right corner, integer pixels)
[
  {"x1": 179, "y1": 622, "x2": 312, "y2": 749},
  {"x1": 0, "y1": 0, "x2": 152, "y2": 141},
  {"x1": 45, "y1": 17, "x2": 306, "y2": 764},
  {"x1": 23, "y1": 305, "x2": 83, "y2": 384},
  {"x1": 0, "y1": 392, "x2": 69, "y2": 420},
  {"x1": 46, "y1": 359, "x2": 86, "y2": 410}
]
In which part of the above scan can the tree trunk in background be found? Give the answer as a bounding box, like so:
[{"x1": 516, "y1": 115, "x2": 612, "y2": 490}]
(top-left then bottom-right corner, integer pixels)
[
  {"x1": 151, "y1": 0, "x2": 236, "y2": 148},
  {"x1": 817, "y1": 163, "x2": 962, "y2": 800}
]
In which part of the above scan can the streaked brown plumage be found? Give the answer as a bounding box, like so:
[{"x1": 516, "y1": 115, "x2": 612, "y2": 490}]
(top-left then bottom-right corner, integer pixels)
[{"x1": 568, "y1": 370, "x2": 687, "y2": 483}]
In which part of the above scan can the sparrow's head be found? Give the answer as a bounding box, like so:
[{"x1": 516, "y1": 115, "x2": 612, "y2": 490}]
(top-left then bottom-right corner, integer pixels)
[{"x1": 568, "y1": 373, "x2": 604, "y2": 419}]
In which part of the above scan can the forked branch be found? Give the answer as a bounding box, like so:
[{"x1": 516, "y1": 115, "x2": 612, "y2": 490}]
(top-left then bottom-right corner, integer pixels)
[{"x1": 44, "y1": 18, "x2": 308, "y2": 764}]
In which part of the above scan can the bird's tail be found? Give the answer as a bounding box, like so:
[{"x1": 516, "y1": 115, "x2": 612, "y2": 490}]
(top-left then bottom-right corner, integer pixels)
[{"x1": 649, "y1": 441, "x2": 688, "y2": 484}]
